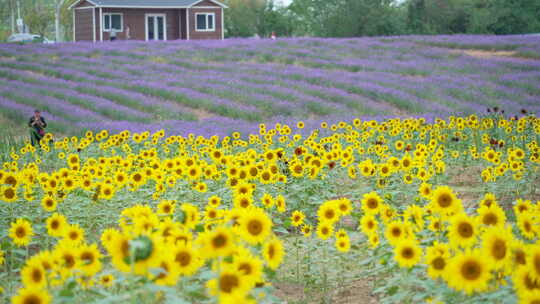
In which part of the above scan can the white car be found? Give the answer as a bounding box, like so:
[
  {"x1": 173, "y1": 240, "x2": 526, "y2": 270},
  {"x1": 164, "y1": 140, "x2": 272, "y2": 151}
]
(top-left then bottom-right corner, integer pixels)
[{"x1": 7, "y1": 33, "x2": 54, "y2": 44}]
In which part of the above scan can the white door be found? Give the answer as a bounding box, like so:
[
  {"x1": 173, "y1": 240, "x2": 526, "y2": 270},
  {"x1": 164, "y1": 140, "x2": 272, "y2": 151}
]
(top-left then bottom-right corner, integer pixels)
[{"x1": 145, "y1": 14, "x2": 167, "y2": 41}]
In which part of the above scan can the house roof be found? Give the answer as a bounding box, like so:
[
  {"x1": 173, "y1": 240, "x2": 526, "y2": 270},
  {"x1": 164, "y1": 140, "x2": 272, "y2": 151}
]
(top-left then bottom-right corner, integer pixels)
[{"x1": 69, "y1": 0, "x2": 227, "y2": 9}]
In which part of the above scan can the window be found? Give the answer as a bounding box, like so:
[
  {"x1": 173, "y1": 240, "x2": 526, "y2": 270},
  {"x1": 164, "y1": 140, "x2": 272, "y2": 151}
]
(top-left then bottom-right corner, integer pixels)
[
  {"x1": 103, "y1": 13, "x2": 123, "y2": 32},
  {"x1": 195, "y1": 13, "x2": 215, "y2": 31}
]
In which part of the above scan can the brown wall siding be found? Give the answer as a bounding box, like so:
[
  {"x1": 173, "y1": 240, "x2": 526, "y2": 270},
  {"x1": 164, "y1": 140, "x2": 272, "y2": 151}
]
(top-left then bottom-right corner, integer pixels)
[
  {"x1": 179, "y1": 9, "x2": 187, "y2": 40},
  {"x1": 100, "y1": 8, "x2": 180, "y2": 41},
  {"x1": 75, "y1": 8, "x2": 94, "y2": 41},
  {"x1": 189, "y1": 8, "x2": 222, "y2": 40}
]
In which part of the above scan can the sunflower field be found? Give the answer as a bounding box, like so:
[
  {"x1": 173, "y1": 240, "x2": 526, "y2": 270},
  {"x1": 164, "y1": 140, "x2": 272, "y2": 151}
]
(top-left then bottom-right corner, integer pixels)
[{"x1": 0, "y1": 112, "x2": 540, "y2": 304}]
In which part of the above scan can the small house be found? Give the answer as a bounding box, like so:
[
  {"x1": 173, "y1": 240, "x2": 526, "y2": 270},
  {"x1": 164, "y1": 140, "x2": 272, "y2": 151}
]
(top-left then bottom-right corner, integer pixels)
[{"x1": 69, "y1": 0, "x2": 227, "y2": 42}]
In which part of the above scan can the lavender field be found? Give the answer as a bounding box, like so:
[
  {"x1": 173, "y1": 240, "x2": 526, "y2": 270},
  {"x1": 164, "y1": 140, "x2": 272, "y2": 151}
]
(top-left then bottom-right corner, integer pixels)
[{"x1": 0, "y1": 34, "x2": 539, "y2": 137}]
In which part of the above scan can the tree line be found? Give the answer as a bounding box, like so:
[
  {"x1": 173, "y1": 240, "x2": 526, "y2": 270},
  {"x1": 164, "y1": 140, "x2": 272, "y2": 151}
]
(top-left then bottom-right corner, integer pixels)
[{"x1": 1, "y1": 0, "x2": 539, "y2": 41}]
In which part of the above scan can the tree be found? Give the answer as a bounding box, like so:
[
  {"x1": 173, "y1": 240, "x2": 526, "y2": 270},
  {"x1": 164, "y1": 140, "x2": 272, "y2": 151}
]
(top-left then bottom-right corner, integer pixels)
[{"x1": 24, "y1": 6, "x2": 53, "y2": 37}]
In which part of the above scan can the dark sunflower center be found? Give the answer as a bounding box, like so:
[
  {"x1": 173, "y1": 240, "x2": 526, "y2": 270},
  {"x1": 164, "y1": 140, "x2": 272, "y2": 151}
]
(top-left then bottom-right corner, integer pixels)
[
  {"x1": 438, "y1": 193, "x2": 452, "y2": 208},
  {"x1": 16, "y1": 227, "x2": 26, "y2": 238},
  {"x1": 432, "y1": 257, "x2": 446, "y2": 270},
  {"x1": 81, "y1": 252, "x2": 94, "y2": 264},
  {"x1": 491, "y1": 239, "x2": 506, "y2": 260},
  {"x1": 391, "y1": 227, "x2": 401, "y2": 237},
  {"x1": 401, "y1": 247, "x2": 414, "y2": 259},
  {"x1": 458, "y1": 222, "x2": 473, "y2": 238},
  {"x1": 367, "y1": 199, "x2": 378, "y2": 209},
  {"x1": 483, "y1": 213, "x2": 497, "y2": 226},
  {"x1": 325, "y1": 210, "x2": 335, "y2": 219},
  {"x1": 238, "y1": 263, "x2": 252, "y2": 275},
  {"x1": 5, "y1": 188, "x2": 15, "y2": 199},
  {"x1": 461, "y1": 260, "x2": 481, "y2": 280},
  {"x1": 212, "y1": 234, "x2": 227, "y2": 248},
  {"x1": 23, "y1": 294, "x2": 41, "y2": 304},
  {"x1": 32, "y1": 268, "x2": 43, "y2": 283},
  {"x1": 268, "y1": 245, "x2": 275, "y2": 259},
  {"x1": 219, "y1": 274, "x2": 239, "y2": 293}
]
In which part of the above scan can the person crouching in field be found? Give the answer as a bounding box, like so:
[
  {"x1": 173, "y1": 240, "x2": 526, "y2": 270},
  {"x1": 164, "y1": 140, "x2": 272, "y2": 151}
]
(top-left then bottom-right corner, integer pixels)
[{"x1": 29, "y1": 109, "x2": 47, "y2": 146}]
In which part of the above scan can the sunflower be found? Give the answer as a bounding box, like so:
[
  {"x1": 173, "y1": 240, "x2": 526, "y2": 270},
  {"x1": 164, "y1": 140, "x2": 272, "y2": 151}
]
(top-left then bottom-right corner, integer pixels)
[
  {"x1": 41, "y1": 196, "x2": 57, "y2": 212},
  {"x1": 261, "y1": 193, "x2": 274, "y2": 209},
  {"x1": 368, "y1": 233, "x2": 380, "y2": 248},
  {"x1": 233, "y1": 250, "x2": 263, "y2": 283},
  {"x1": 425, "y1": 245, "x2": 449, "y2": 280},
  {"x1": 208, "y1": 195, "x2": 222, "y2": 208},
  {"x1": 479, "y1": 193, "x2": 497, "y2": 208},
  {"x1": 157, "y1": 200, "x2": 175, "y2": 215},
  {"x1": 361, "y1": 191, "x2": 383, "y2": 215},
  {"x1": 445, "y1": 249, "x2": 492, "y2": 295},
  {"x1": 301, "y1": 224, "x2": 312, "y2": 237},
  {"x1": 291, "y1": 210, "x2": 305, "y2": 227},
  {"x1": 9, "y1": 218, "x2": 34, "y2": 247},
  {"x1": 335, "y1": 236, "x2": 350, "y2": 253},
  {"x1": 385, "y1": 221, "x2": 406, "y2": 246},
  {"x1": 11, "y1": 287, "x2": 51, "y2": 304},
  {"x1": 99, "y1": 274, "x2": 115, "y2": 287},
  {"x1": 233, "y1": 194, "x2": 253, "y2": 209},
  {"x1": 517, "y1": 212, "x2": 537, "y2": 240},
  {"x1": 476, "y1": 204, "x2": 506, "y2": 228},
  {"x1": 200, "y1": 226, "x2": 235, "y2": 259},
  {"x1": 316, "y1": 222, "x2": 334, "y2": 240},
  {"x1": 527, "y1": 244, "x2": 540, "y2": 283},
  {"x1": 393, "y1": 239, "x2": 422, "y2": 268},
  {"x1": 149, "y1": 253, "x2": 179, "y2": 286},
  {"x1": 207, "y1": 265, "x2": 251, "y2": 300},
  {"x1": 317, "y1": 201, "x2": 340, "y2": 224},
  {"x1": 63, "y1": 224, "x2": 85, "y2": 244},
  {"x1": 239, "y1": 208, "x2": 272, "y2": 245},
  {"x1": 430, "y1": 186, "x2": 463, "y2": 216},
  {"x1": 262, "y1": 237, "x2": 284, "y2": 270},
  {"x1": 360, "y1": 214, "x2": 378, "y2": 236},
  {"x1": 512, "y1": 266, "x2": 540, "y2": 297},
  {"x1": 514, "y1": 199, "x2": 533, "y2": 216},
  {"x1": 46, "y1": 213, "x2": 68, "y2": 237},
  {"x1": 336, "y1": 198, "x2": 352, "y2": 215},
  {"x1": 1, "y1": 186, "x2": 18, "y2": 202},
  {"x1": 78, "y1": 243, "x2": 102, "y2": 276},
  {"x1": 21, "y1": 260, "x2": 47, "y2": 288},
  {"x1": 448, "y1": 213, "x2": 478, "y2": 248},
  {"x1": 275, "y1": 195, "x2": 286, "y2": 213},
  {"x1": 481, "y1": 226, "x2": 513, "y2": 270},
  {"x1": 171, "y1": 242, "x2": 202, "y2": 276},
  {"x1": 418, "y1": 183, "x2": 432, "y2": 199}
]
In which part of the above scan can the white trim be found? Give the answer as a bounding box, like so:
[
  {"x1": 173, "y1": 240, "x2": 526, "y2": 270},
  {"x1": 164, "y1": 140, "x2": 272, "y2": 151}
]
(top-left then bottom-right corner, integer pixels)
[
  {"x1": 68, "y1": 0, "x2": 98, "y2": 10},
  {"x1": 194, "y1": 6, "x2": 222, "y2": 8},
  {"x1": 190, "y1": 0, "x2": 228, "y2": 9},
  {"x1": 99, "y1": 8, "x2": 103, "y2": 41},
  {"x1": 102, "y1": 12, "x2": 124, "y2": 32},
  {"x1": 72, "y1": 9, "x2": 76, "y2": 41},
  {"x1": 74, "y1": 6, "x2": 95, "y2": 9},
  {"x1": 186, "y1": 8, "x2": 190, "y2": 40},
  {"x1": 195, "y1": 12, "x2": 215, "y2": 32},
  {"x1": 93, "y1": 8, "x2": 96, "y2": 42},
  {"x1": 221, "y1": 7, "x2": 224, "y2": 40},
  {"x1": 145, "y1": 14, "x2": 167, "y2": 41}
]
